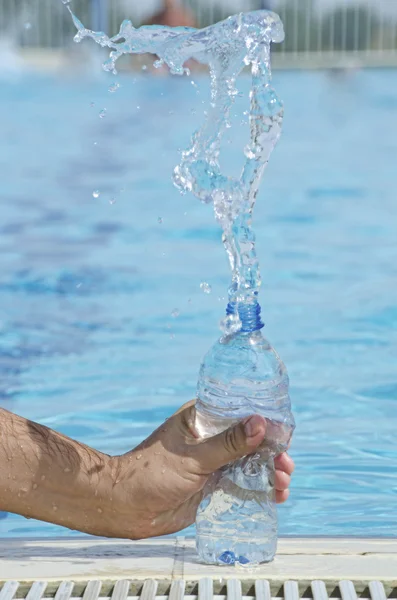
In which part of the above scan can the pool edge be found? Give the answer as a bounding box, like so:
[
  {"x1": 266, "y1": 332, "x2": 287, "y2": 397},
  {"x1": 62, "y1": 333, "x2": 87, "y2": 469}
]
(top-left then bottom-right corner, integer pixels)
[{"x1": 1, "y1": 537, "x2": 397, "y2": 583}]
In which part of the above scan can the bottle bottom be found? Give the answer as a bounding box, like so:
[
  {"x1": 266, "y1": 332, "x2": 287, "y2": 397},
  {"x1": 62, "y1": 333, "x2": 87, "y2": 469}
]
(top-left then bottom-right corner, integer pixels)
[
  {"x1": 195, "y1": 484, "x2": 277, "y2": 566},
  {"x1": 196, "y1": 532, "x2": 277, "y2": 566}
]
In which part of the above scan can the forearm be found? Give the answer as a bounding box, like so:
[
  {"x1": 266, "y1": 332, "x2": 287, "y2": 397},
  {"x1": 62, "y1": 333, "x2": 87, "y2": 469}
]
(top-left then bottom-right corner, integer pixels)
[{"x1": 0, "y1": 408, "x2": 115, "y2": 536}]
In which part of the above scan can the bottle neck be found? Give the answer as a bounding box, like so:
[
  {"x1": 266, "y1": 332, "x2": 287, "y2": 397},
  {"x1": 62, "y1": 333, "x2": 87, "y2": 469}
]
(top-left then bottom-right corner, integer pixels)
[{"x1": 226, "y1": 300, "x2": 264, "y2": 333}]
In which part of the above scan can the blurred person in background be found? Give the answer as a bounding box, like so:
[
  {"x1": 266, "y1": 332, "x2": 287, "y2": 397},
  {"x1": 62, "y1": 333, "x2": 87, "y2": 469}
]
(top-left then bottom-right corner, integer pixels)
[
  {"x1": 143, "y1": 0, "x2": 197, "y2": 74},
  {"x1": 144, "y1": 0, "x2": 197, "y2": 27}
]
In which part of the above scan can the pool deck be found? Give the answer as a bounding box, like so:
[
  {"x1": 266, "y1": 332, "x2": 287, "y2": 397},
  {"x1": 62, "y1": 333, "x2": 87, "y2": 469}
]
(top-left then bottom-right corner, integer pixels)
[{"x1": 1, "y1": 537, "x2": 397, "y2": 586}]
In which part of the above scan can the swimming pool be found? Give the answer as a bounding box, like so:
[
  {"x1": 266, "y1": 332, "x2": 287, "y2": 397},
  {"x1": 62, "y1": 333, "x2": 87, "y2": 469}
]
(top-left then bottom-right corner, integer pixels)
[{"x1": 1, "y1": 67, "x2": 396, "y2": 538}]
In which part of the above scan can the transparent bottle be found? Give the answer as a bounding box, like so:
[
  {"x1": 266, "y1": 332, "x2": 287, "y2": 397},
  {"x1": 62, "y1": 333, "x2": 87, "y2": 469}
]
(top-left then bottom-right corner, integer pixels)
[{"x1": 195, "y1": 301, "x2": 295, "y2": 566}]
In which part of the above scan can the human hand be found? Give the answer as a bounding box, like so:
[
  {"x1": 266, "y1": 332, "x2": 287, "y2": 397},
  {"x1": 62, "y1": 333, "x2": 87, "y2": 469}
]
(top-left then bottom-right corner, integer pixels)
[{"x1": 97, "y1": 401, "x2": 294, "y2": 539}]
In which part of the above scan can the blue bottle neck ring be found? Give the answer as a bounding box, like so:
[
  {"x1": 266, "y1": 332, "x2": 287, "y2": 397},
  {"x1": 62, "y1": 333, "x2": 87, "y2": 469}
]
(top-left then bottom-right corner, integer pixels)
[{"x1": 226, "y1": 301, "x2": 264, "y2": 333}]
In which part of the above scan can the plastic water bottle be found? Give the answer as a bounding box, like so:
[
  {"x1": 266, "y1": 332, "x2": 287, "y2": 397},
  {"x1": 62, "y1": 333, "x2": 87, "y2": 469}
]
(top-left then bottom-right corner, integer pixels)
[{"x1": 195, "y1": 300, "x2": 295, "y2": 566}]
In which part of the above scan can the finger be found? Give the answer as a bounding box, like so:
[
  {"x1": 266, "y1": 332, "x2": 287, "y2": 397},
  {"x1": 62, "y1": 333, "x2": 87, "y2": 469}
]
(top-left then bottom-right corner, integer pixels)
[
  {"x1": 192, "y1": 415, "x2": 267, "y2": 474},
  {"x1": 274, "y1": 452, "x2": 295, "y2": 475},
  {"x1": 276, "y1": 488, "x2": 290, "y2": 504},
  {"x1": 274, "y1": 469, "x2": 291, "y2": 492}
]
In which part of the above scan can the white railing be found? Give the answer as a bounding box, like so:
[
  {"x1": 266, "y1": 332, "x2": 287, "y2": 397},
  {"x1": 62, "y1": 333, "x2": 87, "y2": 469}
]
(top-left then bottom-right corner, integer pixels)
[{"x1": 0, "y1": 0, "x2": 396, "y2": 67}]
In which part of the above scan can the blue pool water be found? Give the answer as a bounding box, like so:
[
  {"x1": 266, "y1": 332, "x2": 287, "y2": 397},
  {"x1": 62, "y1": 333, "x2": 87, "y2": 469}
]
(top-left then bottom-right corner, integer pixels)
[{"x1": 0, "y1": 67, "x2": 396, "y2": 538}]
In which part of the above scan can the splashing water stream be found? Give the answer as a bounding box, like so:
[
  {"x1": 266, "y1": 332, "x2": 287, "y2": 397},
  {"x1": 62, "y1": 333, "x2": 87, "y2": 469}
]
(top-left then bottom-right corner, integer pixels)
[{"x1": 66, "y1": 5, "x2": 284, "y2": 331}]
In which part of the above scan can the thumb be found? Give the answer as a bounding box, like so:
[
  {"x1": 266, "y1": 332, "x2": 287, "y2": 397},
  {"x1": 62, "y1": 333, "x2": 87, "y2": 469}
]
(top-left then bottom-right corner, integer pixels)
[{"x1": 194, "y1": 415, "x2": 267, "y2": 474}]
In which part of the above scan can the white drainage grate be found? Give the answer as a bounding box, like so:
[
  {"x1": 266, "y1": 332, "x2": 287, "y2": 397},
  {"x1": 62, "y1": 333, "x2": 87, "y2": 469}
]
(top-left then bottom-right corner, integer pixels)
[{"x1": 0, "y1": 580, "x2": 395, "y2": 600}]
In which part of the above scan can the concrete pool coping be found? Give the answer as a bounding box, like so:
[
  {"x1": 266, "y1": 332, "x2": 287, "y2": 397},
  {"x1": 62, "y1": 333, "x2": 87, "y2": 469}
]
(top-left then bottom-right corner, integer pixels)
[{"x1": 1, "y1": 537, "x2": 397, "y2": 585}]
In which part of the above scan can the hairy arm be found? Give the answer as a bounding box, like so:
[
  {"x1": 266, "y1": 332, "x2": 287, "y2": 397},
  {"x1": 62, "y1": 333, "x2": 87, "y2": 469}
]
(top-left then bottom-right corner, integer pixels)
[
  {"x1": 0, "y1": 408, "x2": 114, "y2": 535},
  {"x1": 0, "y1": 405, "x2": 293, "y2": 539}
]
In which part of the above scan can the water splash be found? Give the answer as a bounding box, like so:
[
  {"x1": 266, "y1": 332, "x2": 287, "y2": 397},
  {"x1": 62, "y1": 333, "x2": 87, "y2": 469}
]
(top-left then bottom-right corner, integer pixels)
[{"x1": 66, "y1": 6, "x2": 284, "y2": 325}]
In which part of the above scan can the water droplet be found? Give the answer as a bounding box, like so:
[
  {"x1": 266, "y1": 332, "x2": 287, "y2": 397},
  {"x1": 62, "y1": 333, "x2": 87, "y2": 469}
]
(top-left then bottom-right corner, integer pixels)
[
  {"x1": 52, "y1": 505, "x2": 58, "y2": 512},
  {"x1": 169, "y1": 110, "x2": 174, "y2": 115},
  {"x1": 41, "y1": 475, "x2": 46, "y2": 481},
  {"x1": 93, "y1": 141, "x2": 98, "y2": 146},
  {"x1": 76, "y1": 283, "x2": 82, "y2": 289},
  {"x1": 137, "y1": 105, "x2": 141, "y2": 110},
  {"x1": 158, "y1": 217, "x2": 163, "y2": 224},
  {"x1": 161, "y1": 469, "x2": 166, "y2": 474},
  {"x1": 109, "y1": 197, "x2": 116, "y2": 205},
  {"x1": 142, "y1": 65, "x2": 147, "y2": 71},
  {"x1": 188, "y1": 298, "x2": 192, "y2": 304},
  {"x1": 99, "y1": 109, "x2": 107, "y2": 119},
  {"x1": 32, "y1": 483, "x2": 38, "y2": 490},
  {"x1": 170, "y1": 333, "x2": 175, "y2": 340},
  {"x1": 92, "y1": 190, "x2": 100, "y2": 198},
  {"x1": 24, "y1": 22, "x2": 32, "y2": 30},
  {"x1": 64, "y1": 467, "x2": 71, "y2": 473},
  {"x1": 97, "y1": 508, "x2": 103, "y2": 514},
  {"x1": 200, "y1": 282, "x2": 212, "y2": 294},
  {"x1": 61, "y1": 0, "x2": 71, "y2": 4},
  {"x1": 136, "y1": 454, "x2": 142, "y2": 460},
  {"x1": 171, "y1": 308, "x2": 180, "y2": 318},
  {"x1": 90, "y1": 102, "x2": 95, "y2": 107},
  {"x1": 94, "y1": 490, "x2": 98, "y2": 497},
  {"x1": 120, "y1": 188, "x2": 124, "y2": 193},
  {"x1": 108, "y1": 82, "x2": 120, "y2": 93}
]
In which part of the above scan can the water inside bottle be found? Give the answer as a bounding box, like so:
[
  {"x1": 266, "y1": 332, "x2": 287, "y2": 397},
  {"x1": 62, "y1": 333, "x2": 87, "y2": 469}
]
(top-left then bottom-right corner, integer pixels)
[
  {"x1": 194, "y1": 329, "x2": 294, "y2": 565},
  {"x1": 196, "y1": 446, "x2": 278, "y2": 566}
]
